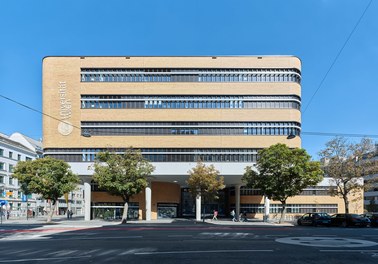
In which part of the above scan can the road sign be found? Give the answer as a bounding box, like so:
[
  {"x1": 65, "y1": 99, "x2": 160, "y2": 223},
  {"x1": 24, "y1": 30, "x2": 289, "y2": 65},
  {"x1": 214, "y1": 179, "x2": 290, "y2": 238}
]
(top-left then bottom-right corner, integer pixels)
[{"x1": 0, "y1": 200, "x2": 8, "y2": 206}]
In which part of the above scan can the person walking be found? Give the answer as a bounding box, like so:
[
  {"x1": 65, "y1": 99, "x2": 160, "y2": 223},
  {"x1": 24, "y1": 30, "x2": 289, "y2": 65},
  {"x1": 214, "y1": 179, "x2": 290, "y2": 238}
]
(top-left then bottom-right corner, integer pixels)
[
  {"x1": 212, "y1": 210, "x2": 218, "y2": 221},
  {"x1": 231, "y1": 209, "x2": 236, "y2": 222}
]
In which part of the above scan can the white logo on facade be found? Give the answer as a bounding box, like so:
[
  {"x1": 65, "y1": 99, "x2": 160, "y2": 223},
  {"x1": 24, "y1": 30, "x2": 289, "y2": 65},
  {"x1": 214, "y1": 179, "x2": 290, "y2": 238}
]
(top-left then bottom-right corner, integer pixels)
[
  {"x1": 58, "y1": 121, "x2": 74, "y2": 136},
  {"x1": 57, "y1": 81, "x2": 73, "y2": 136}
]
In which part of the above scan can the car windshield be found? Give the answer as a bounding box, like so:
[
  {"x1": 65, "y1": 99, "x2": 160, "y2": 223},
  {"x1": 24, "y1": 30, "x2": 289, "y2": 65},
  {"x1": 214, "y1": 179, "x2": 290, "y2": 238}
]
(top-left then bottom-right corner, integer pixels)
[{"x1": 317, "y1": 213, "x2": 329, "y2": 217}]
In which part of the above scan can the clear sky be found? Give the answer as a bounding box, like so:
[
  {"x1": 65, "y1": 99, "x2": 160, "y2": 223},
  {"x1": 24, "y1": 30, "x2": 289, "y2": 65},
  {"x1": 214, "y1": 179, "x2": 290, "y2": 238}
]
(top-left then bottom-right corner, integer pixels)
[{"x1": 0, "y1": 0, "x2": 377, "y2": 159}]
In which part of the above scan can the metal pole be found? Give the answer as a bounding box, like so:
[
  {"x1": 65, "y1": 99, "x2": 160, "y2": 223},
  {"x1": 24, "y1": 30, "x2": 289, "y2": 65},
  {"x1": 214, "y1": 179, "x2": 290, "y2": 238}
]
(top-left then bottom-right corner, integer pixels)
[{"x1": 263, "y1": 196, "x2": 270, "y2": 222}]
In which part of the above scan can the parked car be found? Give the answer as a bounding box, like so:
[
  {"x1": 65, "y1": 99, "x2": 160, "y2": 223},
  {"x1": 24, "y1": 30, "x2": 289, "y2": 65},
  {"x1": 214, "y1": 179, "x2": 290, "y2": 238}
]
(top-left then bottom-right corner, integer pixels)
[
  {"x1": 330, "y1": 213, "x2": 370, "y2": 227},
  {"x1": 361, "y1": 213, "x2": 378, "y2": 227},
  {"x1": 297, "y1": 213, "x2": 331, "y2": 226}
]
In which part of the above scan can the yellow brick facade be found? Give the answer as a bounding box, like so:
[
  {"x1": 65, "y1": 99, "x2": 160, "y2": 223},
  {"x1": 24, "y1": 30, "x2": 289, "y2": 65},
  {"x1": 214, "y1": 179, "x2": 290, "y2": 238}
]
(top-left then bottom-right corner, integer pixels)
[{"x1": 42, "y1": 56, "x2": 360, "y2": 220}]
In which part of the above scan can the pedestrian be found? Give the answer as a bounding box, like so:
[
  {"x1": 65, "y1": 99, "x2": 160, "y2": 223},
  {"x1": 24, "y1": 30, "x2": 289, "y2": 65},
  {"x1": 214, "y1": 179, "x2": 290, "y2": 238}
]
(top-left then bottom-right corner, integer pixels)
[
  {"x1": 67, "y1": 209, "x2": 71, "y2": 219},
  {"x1": 70, "y1": 210, "x2": 74, "y2": 219},
  {"x1": 212, "y1": 210, "x2": 218, "y2": 221},
  {"x1": 6, "y1": 210, "x2": 10, "y2": 220},
  {"x1": 231, "y1": 209, "x2": 236, "y2": 222}
]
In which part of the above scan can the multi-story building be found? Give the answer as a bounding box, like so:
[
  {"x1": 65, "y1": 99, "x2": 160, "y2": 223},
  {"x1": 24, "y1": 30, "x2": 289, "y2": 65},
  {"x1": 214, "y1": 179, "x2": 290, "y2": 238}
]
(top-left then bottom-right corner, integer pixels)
[
  {"x1": 9, "y1": 132, "x2": 43, "y2": 159},
  {"x1": 0, "y1": 132, "x2": 84, "y2": 217},
  {"x1": 42, "y1": 56, "x2": 359, "y2": 221},
  {"x1": 364, "y1": 145, "x2": 378, "y2": 212},
  {"x1": 0, "y1": 133, "x2": 39, "y2": 217}
]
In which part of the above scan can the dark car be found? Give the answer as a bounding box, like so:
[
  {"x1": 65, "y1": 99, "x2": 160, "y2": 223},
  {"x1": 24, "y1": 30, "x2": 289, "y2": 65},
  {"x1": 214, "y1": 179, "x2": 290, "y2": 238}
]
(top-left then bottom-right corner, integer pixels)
[
  {"x1": 297, "y1": 213, "x2": 331, "y2": 226},
  {"x1": 330, "y1": 213, "x2": 370, "y2": 227},
  {"x1": 362, "y1": 213, "x2": 378, "y2": 227}
]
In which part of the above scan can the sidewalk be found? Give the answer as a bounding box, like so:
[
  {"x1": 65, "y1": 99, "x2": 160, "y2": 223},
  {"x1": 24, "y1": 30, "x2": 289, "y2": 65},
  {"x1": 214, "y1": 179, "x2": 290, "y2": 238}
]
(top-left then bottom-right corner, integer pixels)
[{"x1": 1, "y1": 216, "x2": 294, "y2": 228}]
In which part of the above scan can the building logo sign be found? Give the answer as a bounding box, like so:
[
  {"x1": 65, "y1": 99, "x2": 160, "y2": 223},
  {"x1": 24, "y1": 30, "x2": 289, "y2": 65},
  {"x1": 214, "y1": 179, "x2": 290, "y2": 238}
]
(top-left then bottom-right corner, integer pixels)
[{"x1": 57, "y1": 81, "x2": 73, "y2": 136}]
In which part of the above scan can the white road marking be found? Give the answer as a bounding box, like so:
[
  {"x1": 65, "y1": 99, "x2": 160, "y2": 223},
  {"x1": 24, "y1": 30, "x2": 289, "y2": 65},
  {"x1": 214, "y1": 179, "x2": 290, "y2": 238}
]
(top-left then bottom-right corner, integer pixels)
[
  {"x1": 0, "y1": 256, "x2": 91, "y2": 263},
  {"x1": 0, "y1": 235, "x2": 143, "y2": 241},
  {"x1": 135, "y1": 249, "x2": 273, "y2": 255},
  {"x1": 276, "y1": 237, "x2": 378, "y2": 248},
  {"x1": 320, "y1": 250, "x2": 378, "y2": 252},
  {"x1": 168, "y1": 235, "x2": 193, "y2": 237}
]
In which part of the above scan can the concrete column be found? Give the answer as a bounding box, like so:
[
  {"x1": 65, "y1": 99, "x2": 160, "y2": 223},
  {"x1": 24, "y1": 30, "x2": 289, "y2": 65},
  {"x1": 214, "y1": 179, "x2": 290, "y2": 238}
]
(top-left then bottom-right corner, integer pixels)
[
  {"x1": 84, "y1": 182, "x2": 91, "y2": 221},
  {"x1": 196, "y1": 195, "x2": 201, "y2": 221},
  {"x1": 145, "y1": 186, "x2": 152, "y2": 221},
  {"x1": 264, "y1": 196, "x2": 270, "y2": 222},
  {"x1": 235, "y1": 185, "x2": 241, "y2": 220}
]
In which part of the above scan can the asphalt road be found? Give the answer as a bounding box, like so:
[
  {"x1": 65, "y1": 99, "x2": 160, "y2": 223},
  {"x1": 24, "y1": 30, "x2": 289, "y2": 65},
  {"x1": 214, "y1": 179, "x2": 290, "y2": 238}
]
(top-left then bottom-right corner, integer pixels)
[{"x1": 1, "y1": 222, "x2": 378, "y2": 263}]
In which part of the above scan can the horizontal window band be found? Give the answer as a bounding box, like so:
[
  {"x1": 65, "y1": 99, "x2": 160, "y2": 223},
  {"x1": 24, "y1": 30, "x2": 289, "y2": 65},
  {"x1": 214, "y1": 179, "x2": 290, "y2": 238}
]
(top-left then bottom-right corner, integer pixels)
[
  {"x1": 81, "y1": 68, "x2": 301, "y2": 74},
  {"x1": 80, "y1": 125, "x2": 301, "y2": 128},
  {"x1": 81, "y1": 98, "x2": 301, "y2": 103},
  {"x1": 80, "y1": 69, "x2": 301, "y2": 84},
  {"x1": 80, "y1": 121, "x2": 301, "y2": 126},
  {"x1": 44, "y1": 151, "x2": 259, "y2": 155},
  {"x1": 44, "y1": 148, "x2": 260, "y2": 154},
  {"x1": 81, "y1": 95, "x2": 301, "y2": 99}
]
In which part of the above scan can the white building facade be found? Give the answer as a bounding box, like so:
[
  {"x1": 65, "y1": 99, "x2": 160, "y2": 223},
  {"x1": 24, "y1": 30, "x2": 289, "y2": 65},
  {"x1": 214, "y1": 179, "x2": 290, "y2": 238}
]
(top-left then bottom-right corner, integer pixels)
[{"x1": 0, "y1": 133, "x2": 39, "y2": 218}]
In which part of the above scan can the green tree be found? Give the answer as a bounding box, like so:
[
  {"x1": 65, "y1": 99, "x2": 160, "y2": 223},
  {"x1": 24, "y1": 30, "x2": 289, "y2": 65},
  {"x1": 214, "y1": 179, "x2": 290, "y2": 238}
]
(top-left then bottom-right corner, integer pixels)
[
  {"x1": 319, "y1": 137, "x2": 378, "y2": 213},
  {"x1": 187, "y1": 161, "x2": 225, "y2": 222},
  {"x1": 242, "y1": 143, "x2": 323, "y2": 223},
  {"x1": 93, "y1": 149, "x2": 154, "y2": 224},
  {"x1": 366, "y1": 198, "x2": 378, "y2": 213},
  {"x1": 13, "y1": 157, "x2": 80, "y2": 223}
]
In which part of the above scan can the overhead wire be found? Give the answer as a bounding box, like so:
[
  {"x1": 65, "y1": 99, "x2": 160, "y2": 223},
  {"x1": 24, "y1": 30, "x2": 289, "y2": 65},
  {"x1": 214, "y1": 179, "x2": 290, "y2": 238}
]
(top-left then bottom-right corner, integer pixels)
[
  {"x1": 1, "y1": 93, "x2": 378, "y2": 139},
  {"x1": 0, "y1": 94, "x2": 82, "y2": 132},
  {"x1": 303, "y1": 0, "x2": 373, "y2": 114}
]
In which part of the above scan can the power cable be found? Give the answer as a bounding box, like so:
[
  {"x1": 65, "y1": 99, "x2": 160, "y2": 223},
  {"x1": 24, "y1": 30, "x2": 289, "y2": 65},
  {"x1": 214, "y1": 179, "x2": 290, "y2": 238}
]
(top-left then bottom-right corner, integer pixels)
[
  {"x1": 302, "y1": 131, "x2": 378, "y2": 139},
  {"x1": 303, "y1": 0, "x2": 373, "y2": 114},
  {"x1": 0, "y1": 94, "x2": 82, "y2": 132},
  {"x1": 2, "y1": 93, "x2": 378, "y2": 139}
]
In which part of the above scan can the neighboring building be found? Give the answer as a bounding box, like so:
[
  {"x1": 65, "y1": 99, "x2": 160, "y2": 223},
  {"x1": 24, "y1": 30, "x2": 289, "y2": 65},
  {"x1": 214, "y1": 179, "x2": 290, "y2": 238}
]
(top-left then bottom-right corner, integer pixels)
[
  {"x1": 42, "y1": 56, "x2": 355, "y2": 221},
  {"x1": 0, "y1": 132, "x2": 84, "y2": 217},
  {"x1": 9, "y1": 132, "x2": 43, "y2": 159},
  {"x1": 364, "y1": 145, "x2": 378, "y2": 212},
  {"x1": 0, "y1": 133, "x2": 39, "y2": 217}
]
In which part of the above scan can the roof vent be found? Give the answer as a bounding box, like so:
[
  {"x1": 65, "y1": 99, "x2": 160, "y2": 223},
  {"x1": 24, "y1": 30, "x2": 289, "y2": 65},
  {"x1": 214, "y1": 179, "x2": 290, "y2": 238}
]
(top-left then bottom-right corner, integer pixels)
[
  {"x1": 125, "y1": 57, "x2": 131, "y2": 59},
  {"x1": 257, "y1": 57, "x2": 262, "y2": 59},
  {"x1": 80, "y1": 57, "x2": 85, "y2": 59},
  {"x1": 212, "y1": 57, "x2": 217, "y2": 59}
]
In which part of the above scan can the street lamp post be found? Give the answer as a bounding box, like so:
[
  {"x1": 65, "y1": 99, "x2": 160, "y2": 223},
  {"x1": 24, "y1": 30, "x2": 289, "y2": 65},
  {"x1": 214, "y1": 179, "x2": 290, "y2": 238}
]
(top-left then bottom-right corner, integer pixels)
[{"x1": 263, "y1": 195, "x2": 270, "y2": 222}]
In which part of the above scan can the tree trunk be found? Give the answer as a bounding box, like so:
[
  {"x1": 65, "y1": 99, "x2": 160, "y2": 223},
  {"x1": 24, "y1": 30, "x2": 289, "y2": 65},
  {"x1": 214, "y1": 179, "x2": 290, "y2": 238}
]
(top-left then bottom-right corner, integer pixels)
[
  {"x1": 202, "y1": 197, "x2": 206, "y2": 222},
  {"x1": 279, "y1": 201, "x2": 287, "y2": 224},
  {"x1": 121, "y1": 201, "x2": 129, "y2": 224},
  {"x1": 344, "y1": 196, "x2": 349, "y2": 214},
  {"x1": 47, "y1": 200, "x2": 56, "y2": 223}
]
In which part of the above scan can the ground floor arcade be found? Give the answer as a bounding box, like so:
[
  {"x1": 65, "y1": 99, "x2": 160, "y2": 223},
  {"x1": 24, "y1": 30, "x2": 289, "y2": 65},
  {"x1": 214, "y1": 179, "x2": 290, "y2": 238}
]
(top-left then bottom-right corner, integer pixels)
[{"x1": 82, "y1": 180, "x2": 361, "y2": 222}]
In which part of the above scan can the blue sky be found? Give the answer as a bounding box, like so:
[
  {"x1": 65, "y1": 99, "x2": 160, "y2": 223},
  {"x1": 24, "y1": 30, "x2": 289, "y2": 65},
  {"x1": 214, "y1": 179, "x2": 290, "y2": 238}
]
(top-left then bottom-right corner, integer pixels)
[{"x1": 0, "y1": 0, "x2": 377, "y2": 159}]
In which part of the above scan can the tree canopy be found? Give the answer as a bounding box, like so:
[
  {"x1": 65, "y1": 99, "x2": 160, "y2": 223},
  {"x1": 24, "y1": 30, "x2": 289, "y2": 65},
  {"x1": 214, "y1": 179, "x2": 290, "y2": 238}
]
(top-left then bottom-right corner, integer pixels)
[
  {"x1": 242, "y1": 143, "x2": 323, "y2": 223},
  {"x1": 319, "y1": 137, "x2": 378, "y2": 213},
  {"x1": 13, "y1": 157, "x2": 80, "y2": 222},
  {"x1": 187, "y1": 161, "x2": 225, "y2": 221},
  {"x1": 93, "y1": 149, "x2": 154, "y2": 223}
]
